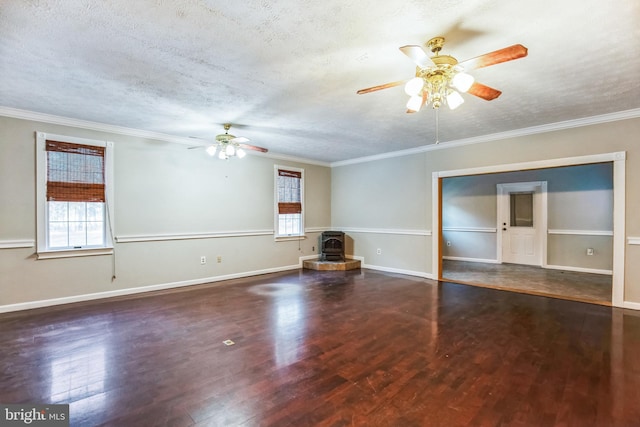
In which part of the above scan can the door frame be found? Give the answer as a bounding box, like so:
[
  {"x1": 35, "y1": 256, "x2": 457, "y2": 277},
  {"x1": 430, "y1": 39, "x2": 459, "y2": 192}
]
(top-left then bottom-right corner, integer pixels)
[
  {"x1": 432, "y1": 151, "x2": 626, "y2": 307},
  {"x1": 496, "y1": 181, "x2": 548, "y2": 266}
]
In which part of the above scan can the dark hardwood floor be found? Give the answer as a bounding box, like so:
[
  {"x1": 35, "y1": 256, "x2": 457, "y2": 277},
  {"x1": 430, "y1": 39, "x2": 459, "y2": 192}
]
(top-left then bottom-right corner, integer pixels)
[{"x1": 1, "y1": 269, "x2": 639, "y2": 426}]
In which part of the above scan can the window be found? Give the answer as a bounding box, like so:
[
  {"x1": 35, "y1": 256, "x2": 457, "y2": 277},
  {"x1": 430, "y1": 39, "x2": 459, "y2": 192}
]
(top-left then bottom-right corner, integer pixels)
[
  {"x1": 274, "y1": 166, "x2": 304, "y2": 238},
  {"x1": 510, "y1": 191, "x2": 534, "y2": 227},
  {"x1": 36, "y1": 132, "x2": 114, "y2": 258}
]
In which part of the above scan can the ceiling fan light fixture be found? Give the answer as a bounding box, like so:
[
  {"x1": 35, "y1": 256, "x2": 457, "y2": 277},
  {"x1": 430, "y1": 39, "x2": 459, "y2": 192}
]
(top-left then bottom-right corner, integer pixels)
[
  {"x1": 236, "y1": 148, "x2": 246, "y2": 159},
  {"x1": 206, "y1": 145, "x2": 217, "y2": 156},
  {"x1": 446, "y1": 90, "x2": 465, "y2": 110},
  {"x1": 451, "y1": 71, "x2": 474, "y2": 93},
  {"x1": 404, "y1": 77, "x2": 424, "y2": 96},
  {"x1": 218, "y1": 150, "x2": 227, "y2": 160},
  {"x1": 406, "y1": 95, "x2": 423, "y2": 112},
  {"x1": 225, "y1": 144, "x2": 235, "y2": 156}
]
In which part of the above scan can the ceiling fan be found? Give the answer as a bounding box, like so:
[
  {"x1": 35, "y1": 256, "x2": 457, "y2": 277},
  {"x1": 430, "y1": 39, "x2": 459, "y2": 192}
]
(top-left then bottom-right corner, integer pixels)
[
  {"x1": 357, "y1": 36, "x2": 528, "y2": 112},
  {"x1": 189, "y1": 123, "x2": 268, "y2": 160}
]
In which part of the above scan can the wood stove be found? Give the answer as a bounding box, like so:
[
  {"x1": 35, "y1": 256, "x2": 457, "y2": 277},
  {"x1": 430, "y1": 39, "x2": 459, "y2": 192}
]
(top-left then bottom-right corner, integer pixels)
[{"x1": 321, "y1": 231, "x2": 345, "y2": 261}]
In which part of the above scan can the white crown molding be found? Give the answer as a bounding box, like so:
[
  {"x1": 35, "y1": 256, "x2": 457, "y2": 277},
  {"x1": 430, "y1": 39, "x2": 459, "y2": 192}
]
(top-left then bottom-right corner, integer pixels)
[
  {"x1": 331, "y1": 108, "x2": 640, "y2": 167},
  {"x1": 0, "y1": 106, "x2": 330, "y2": 167}
]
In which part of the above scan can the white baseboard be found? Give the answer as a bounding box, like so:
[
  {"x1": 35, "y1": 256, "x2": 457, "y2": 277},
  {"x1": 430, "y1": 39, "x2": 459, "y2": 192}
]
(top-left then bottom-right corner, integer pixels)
[
  {"x1": 362, "y1": 263, "x2": 434, "y2": 280},
  {"x1": 545, "y1": 264, "x2": 613, "y2": 276},
  {"x1": 0, "y1": 264, "x2": 301, "y2": 314},
  {"x1": 443, "y1": 256, "x2": 500, "y2": 264},
  {"x1": 623, "y1": 301, "x2": 640, "y2": 311}
]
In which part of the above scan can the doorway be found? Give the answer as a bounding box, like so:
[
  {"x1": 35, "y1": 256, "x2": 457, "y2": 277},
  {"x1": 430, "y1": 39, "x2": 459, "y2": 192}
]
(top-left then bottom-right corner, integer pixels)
[{"x1": 431, "y1": 151, "x2": 626, "y2": 307}]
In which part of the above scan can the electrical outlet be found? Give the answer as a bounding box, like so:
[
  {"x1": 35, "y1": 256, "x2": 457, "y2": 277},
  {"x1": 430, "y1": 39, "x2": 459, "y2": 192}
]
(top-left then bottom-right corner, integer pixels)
[
  {"x1": 376, "y1": 248, "x2": 382, "y2": 255},
  {"x1": 587, "y1": 248, "x2": 594, "y2": 256},
  {"x1": 217, "y1": 256, "x2": 222, "y2": 263},
  {"x1": 200, "y1": 256, "x2": 206, "y2": 265}
]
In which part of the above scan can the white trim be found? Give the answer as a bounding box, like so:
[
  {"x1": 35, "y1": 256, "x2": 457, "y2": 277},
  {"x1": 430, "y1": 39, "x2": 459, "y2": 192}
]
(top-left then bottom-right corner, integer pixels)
[
  {"x1": 628, "y1": 237, "x2": 640, "y2": 245},
  {"x1": 116, "y1": 229, "x2": 273, "y2": 243},
  {"x1": 442, "y1": 227, "x2": 497, "y2": 233},
  {"x1": 3, "y1": 106, "x2": 636, "y2": 169},
  {"x1": 443, "y1": 256, "x2": 500, "y2": 264},
  {"x1": 623, "y1": 301, "x2": 640, "y2": 311},
  {"x1": 433, "y1": 151, "x2": 626, "y2": 308},
  {"x1": 432, "y1": 172, "x2": 440, "y2": 281},
  {"x1": 0, "y1": 107, "x2": 330, "y2": 167},
  {"x1": 331, "y1": 109, "x2": 640, "y2": 167},
  {"x1": 612, "y1": 156, "x2": 626, "y2": 307},
  {"x1": 548, "y1": 229, "x2": 613, "y2": 236},
  {"x1": 545, "y1": 264, "x2": 613, "y2": 276},
  {"x1": 359, "y1": 256, "x2": 433, "y2": 280},
  {"x1": 0, "y1": 239, "x2": 35, "y2": 249},
  {"x1": 437, "y1": 152, "x2": 625, "y2": 179},
  {"x1": 335, "y1": 227, "x2": 431, "y2": 236},
  {"x1": 0, "y1": 263, "x2": 301, "y2": 314},
  {"x1": 37, "y1": 247, "x2": 113, "y2": 259},
  {"x1": 305, "y1": 227, "x2": 330, "y2": 233}
]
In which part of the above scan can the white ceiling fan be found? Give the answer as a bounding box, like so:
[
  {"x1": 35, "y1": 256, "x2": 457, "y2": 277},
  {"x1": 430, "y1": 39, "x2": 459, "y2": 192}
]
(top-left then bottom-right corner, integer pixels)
[{"x1": 189, "y1": 123, "x2": 268, "y2": 160}]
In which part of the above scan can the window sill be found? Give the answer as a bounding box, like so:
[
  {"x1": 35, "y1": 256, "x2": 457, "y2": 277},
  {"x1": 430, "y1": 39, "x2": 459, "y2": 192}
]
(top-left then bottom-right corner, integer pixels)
[
  {"x1": 37, "y1": 247, "x2": 114, "y2": 260},
  {"x1": 275, "y1": 235, "x2": 306, "y2": 242}
]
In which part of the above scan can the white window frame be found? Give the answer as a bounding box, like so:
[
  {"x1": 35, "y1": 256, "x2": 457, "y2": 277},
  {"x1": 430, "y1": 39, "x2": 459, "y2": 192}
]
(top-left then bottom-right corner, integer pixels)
[
  {"x1": 274, "y1": 165, "x2": 305, "y2": 240},
  {"x1": 36, "y1": 132, "x2": 115, "y2": 259}
]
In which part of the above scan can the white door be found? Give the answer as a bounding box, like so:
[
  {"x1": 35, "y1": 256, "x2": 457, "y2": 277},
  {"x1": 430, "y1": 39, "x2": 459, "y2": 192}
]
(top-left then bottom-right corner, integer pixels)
[{"x1": 497, "y1": 182, "x2": 547, "y2": 266}]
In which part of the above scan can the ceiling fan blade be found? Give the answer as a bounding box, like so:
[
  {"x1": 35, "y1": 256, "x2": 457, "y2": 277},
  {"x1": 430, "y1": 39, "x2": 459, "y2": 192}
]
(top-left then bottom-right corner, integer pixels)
[
  {"x1": 239, "y1": 143, "x2": 268, "y2": 153},
  {"x1": 357, "y1": 80, "x2": 407, "y2": 95},
  {"x1": 231, "y1": 136, "x2": 250, "y2": 143},
  {"x1": 458, "y1": 44, "x2": 528, "y2": 70},
  {"x1": 187, "y1": 145, "x2": 205, "y2": 150},
  {"x1": 467, "y1": 82, "x2": 502, "y2": 101},
  {"x1": 399, "y1": 45, "x2": 432, "y2": 68}
]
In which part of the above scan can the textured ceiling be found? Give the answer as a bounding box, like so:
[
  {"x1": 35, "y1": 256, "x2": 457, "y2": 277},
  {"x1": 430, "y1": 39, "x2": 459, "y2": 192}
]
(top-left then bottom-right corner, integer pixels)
[{"x1": 1, "y1": 0, "x2": 639, "y2": 163}]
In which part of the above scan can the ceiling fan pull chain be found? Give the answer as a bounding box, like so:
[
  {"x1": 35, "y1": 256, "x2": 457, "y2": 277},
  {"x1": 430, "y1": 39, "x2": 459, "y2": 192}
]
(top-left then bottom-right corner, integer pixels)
[{"x1": 435, "y1": 109, "x2": 440, "y2": 144}]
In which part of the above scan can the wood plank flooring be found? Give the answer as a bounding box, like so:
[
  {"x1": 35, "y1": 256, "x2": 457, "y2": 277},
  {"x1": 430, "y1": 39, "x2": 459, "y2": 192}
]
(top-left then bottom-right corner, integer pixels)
[
  {"x1": 1, "y1": 269, "x2": 639, "y2": 426},
  {"x1": 442, "y1": 260, "x2": 612, "y2": 305}
]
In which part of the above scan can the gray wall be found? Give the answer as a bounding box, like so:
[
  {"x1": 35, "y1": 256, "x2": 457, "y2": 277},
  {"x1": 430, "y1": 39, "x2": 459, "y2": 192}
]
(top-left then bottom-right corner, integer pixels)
[
  {"x1": 331, "y1": 117, "x2": 640, "y2": 304},
  {"x1": 0, "y1": 116, "x2": 331, "y2": 307},
  {"x1": 441, "y1": 164, "x2": 614, "y2": 271},
  {"x1": 2, "y1": 114, "x2": 640, "y2": 308}
]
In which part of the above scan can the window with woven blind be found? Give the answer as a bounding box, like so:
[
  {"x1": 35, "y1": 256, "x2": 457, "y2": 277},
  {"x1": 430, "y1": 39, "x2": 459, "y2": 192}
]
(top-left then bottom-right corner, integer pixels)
[
  {"x1": 36, "y1": 132, "x2": 114, "y2": 256},
  {"x1": 275, "y1": 166, "x2": 304, "y2": 237}
]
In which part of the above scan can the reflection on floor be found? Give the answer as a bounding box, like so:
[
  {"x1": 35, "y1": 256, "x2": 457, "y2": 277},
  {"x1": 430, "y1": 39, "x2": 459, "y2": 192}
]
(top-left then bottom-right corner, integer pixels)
[{"x1": 442, "y1": 259, "x2": 612, "y2": 305}]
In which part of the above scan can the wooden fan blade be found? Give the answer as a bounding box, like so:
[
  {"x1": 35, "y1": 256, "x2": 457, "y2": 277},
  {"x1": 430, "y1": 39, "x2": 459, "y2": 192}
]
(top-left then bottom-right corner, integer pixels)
[
  {"x1": 467, "y1": 82, "x2": 502, "y2": 101},
  {"x1": 357, "y1": 80, "x2": 407, "y2": 95},
  {"x1": 399, "y1": 45, "x2": 432, "y2": 68},
  {"x1": 458, "y1": 44, "x2": 528, "y2": 70},
  {"x1": 239, "y1": 143, "x2": 268, "y2": 153}
]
